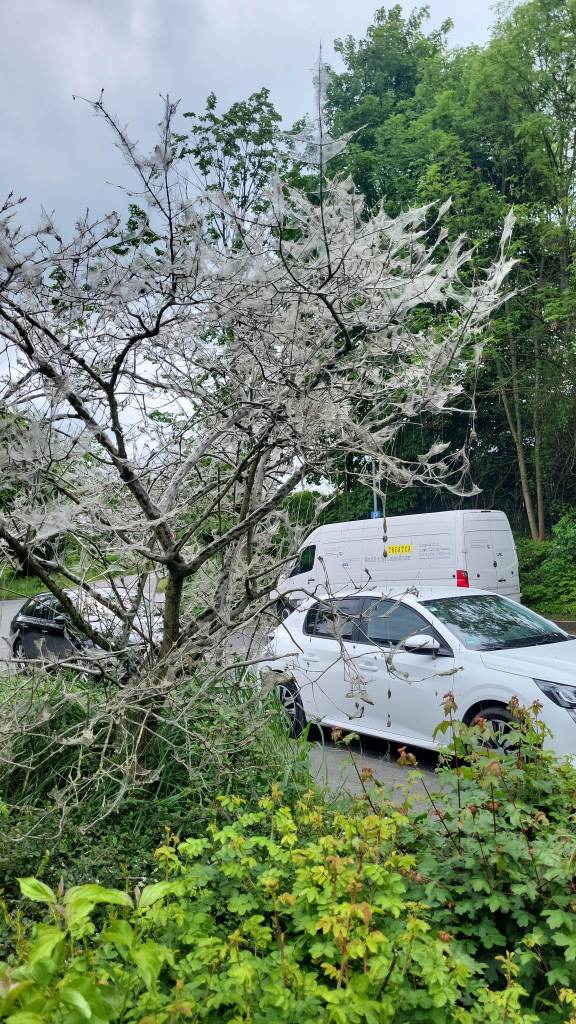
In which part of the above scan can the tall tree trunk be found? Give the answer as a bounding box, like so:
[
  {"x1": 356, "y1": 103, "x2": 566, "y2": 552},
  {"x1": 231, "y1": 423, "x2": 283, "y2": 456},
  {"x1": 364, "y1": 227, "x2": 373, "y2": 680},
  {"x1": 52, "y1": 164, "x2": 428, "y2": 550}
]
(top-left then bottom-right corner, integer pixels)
[
  {"x1": 533, "y1": 332, "x2": 546, "y2": 540},
  {"x1": 496, "y1": 350, "x2": 539, "y2": 540}
]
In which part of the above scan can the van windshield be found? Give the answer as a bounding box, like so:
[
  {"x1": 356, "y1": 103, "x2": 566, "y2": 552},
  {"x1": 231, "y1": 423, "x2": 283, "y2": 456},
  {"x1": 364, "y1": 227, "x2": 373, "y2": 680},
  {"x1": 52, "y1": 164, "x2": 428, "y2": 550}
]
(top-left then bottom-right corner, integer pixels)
[
  {"x1": 289, "y1": 545, "x2": 316, "y2": 577},
  {"x1": 422, "y1": 595, "x2": 571, "y2": 651}
]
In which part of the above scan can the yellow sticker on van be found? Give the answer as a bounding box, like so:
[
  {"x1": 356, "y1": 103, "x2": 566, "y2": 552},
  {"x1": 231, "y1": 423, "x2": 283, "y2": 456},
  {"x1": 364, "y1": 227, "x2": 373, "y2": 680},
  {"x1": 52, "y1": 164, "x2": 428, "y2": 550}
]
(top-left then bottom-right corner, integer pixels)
[{"x1": 387, "y1": 543, "x2": 413, "y2": 555}]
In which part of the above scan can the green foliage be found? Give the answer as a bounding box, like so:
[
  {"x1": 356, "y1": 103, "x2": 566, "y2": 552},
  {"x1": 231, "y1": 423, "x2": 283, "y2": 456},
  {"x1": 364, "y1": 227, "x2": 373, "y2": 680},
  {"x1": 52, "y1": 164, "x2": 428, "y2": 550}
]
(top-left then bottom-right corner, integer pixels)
[
  {"x1": 325, "y1": 0, "x2": 576, "y2": 536},
  {"x1": 282, "y1": 482, "x2": 431, "y2": 535},
  {"x1": 182, "y1": 89, "x2": 282, "y2": 245},
  {"x1": 328, "y1": 5, "x2": 453, "y2": 208},
  {"x1": 551, "y1": 514, "x2": 576, "y2": 564},
  {"x1": 281, "y1": 490, "x2": 320, "y2": 529},
  {"x1": 5, "y1": 704, "x2": 576, "y2": 1020},
  {"x1": 0, "y1": 790, "x2": 536, "y2": 1024},
  {"x1": 0, "y1": 566, "x2": 49, "y2": 600},
  {"x1": 0, "y1": 555, "x2": 122, "y2": 600},
  {"x1": 517, "y1": 514, "x2": 576, "y2": 616},
  {"x1": 0, "y1": 676, "x2": 311, "y2": 909},
  {"x1": 397, "y1": 701, "x2": 576, "y2": 1020}
]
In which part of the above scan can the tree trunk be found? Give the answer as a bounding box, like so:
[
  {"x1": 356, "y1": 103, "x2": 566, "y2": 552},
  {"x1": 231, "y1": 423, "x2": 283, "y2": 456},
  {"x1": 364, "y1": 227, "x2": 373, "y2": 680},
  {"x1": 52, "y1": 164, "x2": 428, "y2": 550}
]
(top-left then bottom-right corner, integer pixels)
[
  {"x1": 533, "y1": 332, "x2": 546, "y2": 540},
  {"x1": 496, "y1": 350, "x2": 539, "y2": 540}
]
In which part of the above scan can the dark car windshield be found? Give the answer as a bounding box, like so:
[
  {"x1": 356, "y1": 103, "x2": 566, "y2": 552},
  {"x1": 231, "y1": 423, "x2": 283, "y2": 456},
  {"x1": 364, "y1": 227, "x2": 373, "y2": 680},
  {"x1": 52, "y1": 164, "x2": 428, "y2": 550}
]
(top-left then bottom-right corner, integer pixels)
[{"x1": 421, "y1": 595, "x2": 572, "y2": 652}]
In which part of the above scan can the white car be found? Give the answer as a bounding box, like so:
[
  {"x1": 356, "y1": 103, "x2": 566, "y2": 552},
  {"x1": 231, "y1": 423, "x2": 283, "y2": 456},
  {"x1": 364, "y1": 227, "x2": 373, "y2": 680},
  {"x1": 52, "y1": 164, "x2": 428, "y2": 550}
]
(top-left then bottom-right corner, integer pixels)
[{"x1": 261, "y1": 588, "x2": 576, "y2": 757}]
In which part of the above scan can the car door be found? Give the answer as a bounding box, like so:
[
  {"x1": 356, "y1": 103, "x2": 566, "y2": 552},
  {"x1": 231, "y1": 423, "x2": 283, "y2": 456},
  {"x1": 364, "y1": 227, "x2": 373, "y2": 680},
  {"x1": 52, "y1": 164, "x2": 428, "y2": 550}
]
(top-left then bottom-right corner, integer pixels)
[
  {"x1": 346, "y1": 598, "x2": 455, "y2": 746},
  {"x1": 297, "y1": 597, "x2": 365, "y2": 724}
]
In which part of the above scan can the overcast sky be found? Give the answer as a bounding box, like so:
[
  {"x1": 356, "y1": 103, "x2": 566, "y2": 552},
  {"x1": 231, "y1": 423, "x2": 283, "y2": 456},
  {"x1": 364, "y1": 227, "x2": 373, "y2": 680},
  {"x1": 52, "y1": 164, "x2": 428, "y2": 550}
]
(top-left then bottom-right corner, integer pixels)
[{"x1": 1, "y1": 0, "x2": 496, "y2": 232}]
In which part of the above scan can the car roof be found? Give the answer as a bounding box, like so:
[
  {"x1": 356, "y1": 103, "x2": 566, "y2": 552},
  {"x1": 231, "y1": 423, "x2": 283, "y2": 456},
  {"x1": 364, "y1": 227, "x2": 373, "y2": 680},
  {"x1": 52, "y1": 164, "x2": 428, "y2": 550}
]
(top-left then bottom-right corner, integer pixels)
[{"x1": 299, "y1": 586, "x2": 498, "y2": 608}]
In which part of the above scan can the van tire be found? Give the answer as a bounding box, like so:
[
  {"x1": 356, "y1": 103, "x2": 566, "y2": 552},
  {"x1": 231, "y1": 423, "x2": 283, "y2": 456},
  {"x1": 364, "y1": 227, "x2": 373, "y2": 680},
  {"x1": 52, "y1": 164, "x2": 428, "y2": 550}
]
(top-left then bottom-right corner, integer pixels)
[
  {"x1": 277, "y1": 678, "x2": 307, "y2": 737},
  {"x1": 275, "y1": 599, "x2": 293, "y2": 621}
]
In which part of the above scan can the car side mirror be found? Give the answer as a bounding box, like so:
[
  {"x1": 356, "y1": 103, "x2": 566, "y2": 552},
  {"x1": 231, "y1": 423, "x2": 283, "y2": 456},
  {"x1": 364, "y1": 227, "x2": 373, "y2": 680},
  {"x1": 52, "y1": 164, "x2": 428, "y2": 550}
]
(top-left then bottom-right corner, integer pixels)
[
  {"x1": 53, "y1": 613, "x2": 67, "y2": 625},
  {"x1": 402, "y1": 634, "x2": 440, "y2": 654}
]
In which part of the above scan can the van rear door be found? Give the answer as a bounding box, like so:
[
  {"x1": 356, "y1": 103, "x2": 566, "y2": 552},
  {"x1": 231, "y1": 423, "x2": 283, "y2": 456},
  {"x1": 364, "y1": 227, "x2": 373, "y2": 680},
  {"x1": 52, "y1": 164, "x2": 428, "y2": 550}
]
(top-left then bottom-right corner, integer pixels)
[
  {"x1": 491, "y1": 527, "x2": 520, "y2": 598},
  {"x1": 464, "y1": 531, "x2": 499, "y2": 591}
]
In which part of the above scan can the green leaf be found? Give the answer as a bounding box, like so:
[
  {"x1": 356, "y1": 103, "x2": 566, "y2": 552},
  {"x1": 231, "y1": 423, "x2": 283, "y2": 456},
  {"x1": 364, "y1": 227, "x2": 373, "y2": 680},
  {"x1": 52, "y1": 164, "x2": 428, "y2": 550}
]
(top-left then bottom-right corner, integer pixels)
[
  {"x1": 133, "y1": 942, "x2": 163, "y2": 991},
  {"x1": 29, "y1": 959, "x2": 57, "y2": 986},
  {"x1": 138, "y1": 881, "x2": 178, "y2": 909},
  {"x1": 552, "y1": 932, "x2": 576, "y2": 961},
  {"x1": 5, "y1": 1015, "x2": 46, "y2": 1024},
  {"x1": 17, "y1": 878, "x2": 56, "y2": 905},
  {"x1": 28, "y1": 924, "x2": 65, "y2": 963},
  {"x1": 227, "y1": 893, "x2": 259, "y2": 916},
  {"x1": 101, "y1": 919, "x2": 134, "y2": 951},
  {"x1": 543, "y1": 909, "x2": 573, "y2": 930},
  {"x1": 64, "y1": 884, "x2": 133, "y2": 909},
  {"x1": 60, "y1": 986, "x2": 93, "y2": 1020}
]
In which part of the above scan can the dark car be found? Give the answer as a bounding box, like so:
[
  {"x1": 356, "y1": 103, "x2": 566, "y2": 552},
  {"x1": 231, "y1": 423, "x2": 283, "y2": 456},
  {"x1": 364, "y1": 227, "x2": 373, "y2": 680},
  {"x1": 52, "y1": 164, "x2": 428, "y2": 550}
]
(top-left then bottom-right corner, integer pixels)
[{"x1": 11, "y1": 591, "x2": 162, "y2": 675}]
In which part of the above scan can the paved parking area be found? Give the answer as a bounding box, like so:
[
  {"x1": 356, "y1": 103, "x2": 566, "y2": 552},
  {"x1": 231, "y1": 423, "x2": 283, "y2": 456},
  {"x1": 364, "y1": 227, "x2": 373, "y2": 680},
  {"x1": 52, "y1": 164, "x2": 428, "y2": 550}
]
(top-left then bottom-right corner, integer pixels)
[
  {"x1": 309, "y1": 729, "x2": 438, "y2": 801},
  {"x1": 0, "y1": 599, "x2": 22, "y2": 668}
]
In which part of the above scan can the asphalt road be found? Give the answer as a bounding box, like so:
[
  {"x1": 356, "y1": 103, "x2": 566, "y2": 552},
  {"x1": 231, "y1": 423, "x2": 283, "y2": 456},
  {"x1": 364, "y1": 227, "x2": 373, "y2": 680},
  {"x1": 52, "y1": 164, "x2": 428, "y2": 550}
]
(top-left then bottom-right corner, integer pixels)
[
  {"x1": 0, "y1": 599, "x2": 22, "y2": 666},
  {"x1": 309, "y1": 728, "x2": 438, "y2": 798}
]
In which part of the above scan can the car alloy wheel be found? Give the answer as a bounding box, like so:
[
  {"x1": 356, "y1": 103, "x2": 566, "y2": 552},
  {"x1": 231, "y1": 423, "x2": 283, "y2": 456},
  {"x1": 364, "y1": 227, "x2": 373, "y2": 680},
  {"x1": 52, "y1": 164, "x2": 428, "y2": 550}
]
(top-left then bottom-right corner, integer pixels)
[
  {"x1": 12, "y1": 638, "x2": 28, "y2": 671},
  {"x1": 277, "y1": 678, "x2": 307, "y2": 737},
  {"x1": 475, "y1": 705, "x2": 515, "y2": 753}
]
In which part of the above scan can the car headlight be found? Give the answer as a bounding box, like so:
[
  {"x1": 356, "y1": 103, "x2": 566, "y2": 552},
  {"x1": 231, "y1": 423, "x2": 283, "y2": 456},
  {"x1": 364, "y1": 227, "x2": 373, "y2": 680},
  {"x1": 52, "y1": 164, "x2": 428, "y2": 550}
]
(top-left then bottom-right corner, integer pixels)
[{"x1": 534, "y1": 678, "x2": 576, "y2": 709}]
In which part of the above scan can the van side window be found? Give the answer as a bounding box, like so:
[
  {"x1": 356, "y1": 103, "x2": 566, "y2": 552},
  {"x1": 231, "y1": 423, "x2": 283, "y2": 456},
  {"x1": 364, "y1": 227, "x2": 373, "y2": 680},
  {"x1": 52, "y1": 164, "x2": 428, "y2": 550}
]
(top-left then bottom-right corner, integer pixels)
[
  {"x1": 304, "y1": 598, "x2": 363, "y2": 641},
  {"x1": 290, "y1": 544, "x2": 316, "y2": 577},
  {"x1": 359, "y1": 599, "x2": 435, "y2": 648}
]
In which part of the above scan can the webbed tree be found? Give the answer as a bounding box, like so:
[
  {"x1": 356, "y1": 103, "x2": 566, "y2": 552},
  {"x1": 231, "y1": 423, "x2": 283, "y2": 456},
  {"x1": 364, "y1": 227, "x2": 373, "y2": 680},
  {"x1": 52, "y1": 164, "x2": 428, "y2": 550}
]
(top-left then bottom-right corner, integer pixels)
[{"x1": 0, "y1": 75, "x2": 513, "y2": 821}]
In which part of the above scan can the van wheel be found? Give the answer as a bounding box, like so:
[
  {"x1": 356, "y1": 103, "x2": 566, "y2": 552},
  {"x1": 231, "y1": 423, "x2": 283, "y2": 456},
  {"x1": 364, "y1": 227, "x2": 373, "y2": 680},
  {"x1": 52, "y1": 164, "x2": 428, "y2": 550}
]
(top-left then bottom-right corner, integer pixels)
[
  {"x1": 471, "y1": 705, "x2": 515, "y2": 753},
  {"x1": 278, "y1": 678, "x2": 307, "y2": 737},
  {"x1": 275, "y1": 599, "x2": 292, "y2": 621}
]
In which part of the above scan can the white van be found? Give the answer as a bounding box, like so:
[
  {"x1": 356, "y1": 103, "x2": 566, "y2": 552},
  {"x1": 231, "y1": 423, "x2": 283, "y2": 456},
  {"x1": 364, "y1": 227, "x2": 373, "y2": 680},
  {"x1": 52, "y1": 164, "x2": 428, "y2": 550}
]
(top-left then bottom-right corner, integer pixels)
[{"x1": 274, "y1": 510, "x2": 520, "y2": 611}]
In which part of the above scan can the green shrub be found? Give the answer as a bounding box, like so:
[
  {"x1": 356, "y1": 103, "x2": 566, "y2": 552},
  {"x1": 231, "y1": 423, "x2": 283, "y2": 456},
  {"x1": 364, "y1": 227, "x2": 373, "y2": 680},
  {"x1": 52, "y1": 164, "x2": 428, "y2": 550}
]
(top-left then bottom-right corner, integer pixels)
[
  {"x1": 389, "y1": 699, "x2": 576, "y2": 1021},
  {"x1": 517, "y1": 515, "x2": 576, "y2": 616},
  {"x1": 5, "y1": 699, "x2": 576, "y2": 1020},
  {"x1": 0, "y1": 790, "x2": 535, "y2": 1023},
  {"x1": 551, "y1": 514, "x2": 576, "y2": 563},
  {"x1": 0, "y1": 673, "x2": 311, "y2": 905}
]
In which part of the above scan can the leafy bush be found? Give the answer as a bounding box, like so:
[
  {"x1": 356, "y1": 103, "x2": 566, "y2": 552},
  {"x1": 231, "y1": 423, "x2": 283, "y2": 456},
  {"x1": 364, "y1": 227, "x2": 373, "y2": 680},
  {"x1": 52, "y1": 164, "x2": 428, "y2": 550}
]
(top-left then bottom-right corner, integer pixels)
[
  {"x1": 552, "y1": 514, "x2": 576, "y2": 563},
  {"x1": 0, "y1": 790, "x2": 534, "y2": 1023},
  {"x1": 381, "y1": 699, "x2": 576, "y2": 1021},
  {"x1": 0, "y1": 672, "x2": 310, "y2": 903},
  {"x1": 517, "y1": 513, "x2": 576, "y2": 616},
  {"x1": 4, "y1": 699, "x2": 576, "y2": 1020}
]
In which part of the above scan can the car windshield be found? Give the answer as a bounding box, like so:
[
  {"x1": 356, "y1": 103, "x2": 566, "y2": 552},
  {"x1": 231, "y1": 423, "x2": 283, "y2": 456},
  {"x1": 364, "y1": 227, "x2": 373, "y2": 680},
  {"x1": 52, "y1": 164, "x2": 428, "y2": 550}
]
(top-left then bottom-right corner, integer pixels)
[{"x1": 421, "y1": 595, "x2": 572, "y2": 652}]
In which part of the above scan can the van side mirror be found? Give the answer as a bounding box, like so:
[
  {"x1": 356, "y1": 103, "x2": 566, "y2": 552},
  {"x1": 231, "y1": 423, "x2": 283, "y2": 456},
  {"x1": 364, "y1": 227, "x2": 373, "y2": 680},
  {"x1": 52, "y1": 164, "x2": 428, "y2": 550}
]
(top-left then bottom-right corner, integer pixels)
[{"x1": 402, "y1": 634, "x2": 440, "y2": 654}]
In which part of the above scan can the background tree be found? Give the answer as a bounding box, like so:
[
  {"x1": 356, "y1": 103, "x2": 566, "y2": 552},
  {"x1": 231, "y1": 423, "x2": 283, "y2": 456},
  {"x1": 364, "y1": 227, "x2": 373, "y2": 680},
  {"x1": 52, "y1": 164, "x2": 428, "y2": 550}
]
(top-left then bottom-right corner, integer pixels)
[
  {"x1": 325, "y1": 0, "x2": 576, "y2": 537},
  {"x1": 181, "y1": 88, "x2": 283, "y2": 245}
]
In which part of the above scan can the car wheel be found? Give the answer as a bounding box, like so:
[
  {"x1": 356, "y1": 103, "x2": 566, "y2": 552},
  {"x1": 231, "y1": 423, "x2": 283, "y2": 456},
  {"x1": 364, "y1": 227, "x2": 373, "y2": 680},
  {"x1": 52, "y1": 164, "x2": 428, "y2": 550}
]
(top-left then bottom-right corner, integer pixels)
[
  {"x1": 12, "y1": 637, "x2": 27, "y2": 671},
  {"x1": 277, "y1": 677, "x2": 307, "y2": 737},
  {"x1": 472, "y1": 704, "x2": 515, "y2": 753}
]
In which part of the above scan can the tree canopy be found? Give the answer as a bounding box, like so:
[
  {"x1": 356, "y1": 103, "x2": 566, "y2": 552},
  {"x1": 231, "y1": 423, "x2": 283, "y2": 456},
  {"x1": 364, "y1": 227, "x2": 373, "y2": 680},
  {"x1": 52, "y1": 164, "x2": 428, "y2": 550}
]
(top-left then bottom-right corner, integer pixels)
[{"x1": 322, "y1": 0, "x2": 576, "y2": 538}]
